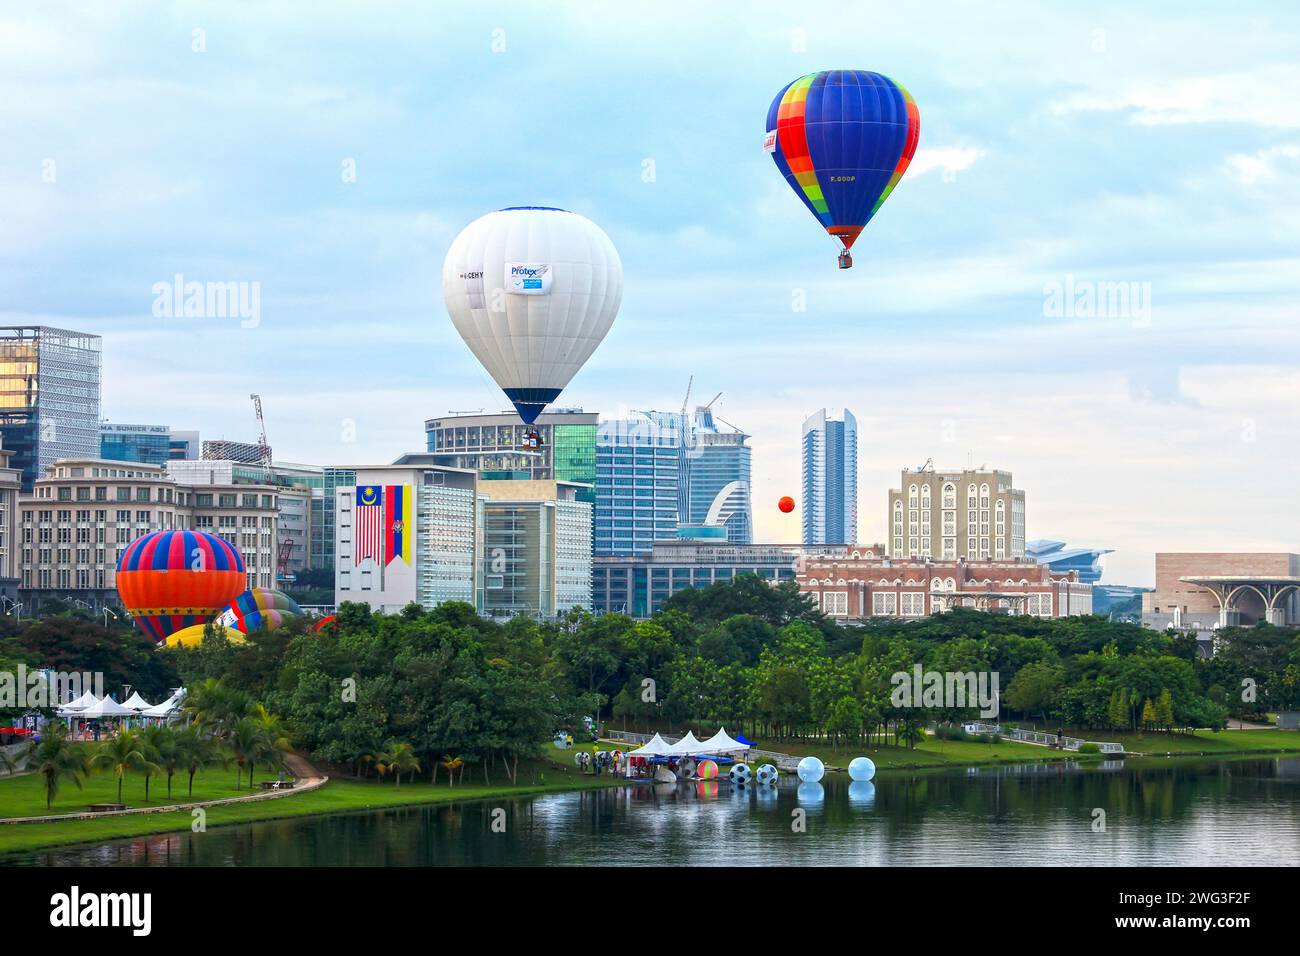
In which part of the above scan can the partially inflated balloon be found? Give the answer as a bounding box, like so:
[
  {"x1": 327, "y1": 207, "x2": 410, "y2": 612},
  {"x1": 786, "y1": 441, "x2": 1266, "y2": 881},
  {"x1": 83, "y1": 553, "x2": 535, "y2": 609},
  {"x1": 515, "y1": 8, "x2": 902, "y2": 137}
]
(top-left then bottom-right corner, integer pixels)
[
  {"x1": 765, "y1": 71, "x2": 920, "y2": 268},
  {"x1": 218, "y1": 587, "x2": 303, "y2": 633},
  {"x1": 164, "y1": 622, "x2": 247, "y2": 648},
  {"x1": 116, "y1": 530, "x2": 247, "y2": 645},
  {"x1": 442, "y1": 207, "x2": 623, "y2": 424}
]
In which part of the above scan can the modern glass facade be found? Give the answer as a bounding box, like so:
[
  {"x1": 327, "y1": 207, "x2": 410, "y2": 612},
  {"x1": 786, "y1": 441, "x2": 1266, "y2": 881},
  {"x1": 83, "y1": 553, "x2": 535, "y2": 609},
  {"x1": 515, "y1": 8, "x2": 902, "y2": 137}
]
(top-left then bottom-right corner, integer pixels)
[
  {"x1": 320, "y1": 467, "x2": 356, "y2": 572},
  {"x1": 416, "y1": 484, "x2": 478, "y2": 607},
  {"x1": 801, "y1": 408, "x2": 857, "y2": 545},
  {"x1": 0, "y1": 327, "x2": 102, "y2": 490},
  {"x1": 424, "y1": 410, "x2": 598, "y2": 502},
  {"x1": 100, "y1": 424, "x2": 174, "y2": 467},
  {"x1": 591, "y1": 541, "x2": 828, "y2": 618},
  {"x1": 684, "y1": 408, "x2": 752, "y2": 544},
  {"x1": 594, "y1": 414, "x2": 681, "y2": 557},
  {"x1": 480, "y1": 480, "x2": 592, "y2": 618}
]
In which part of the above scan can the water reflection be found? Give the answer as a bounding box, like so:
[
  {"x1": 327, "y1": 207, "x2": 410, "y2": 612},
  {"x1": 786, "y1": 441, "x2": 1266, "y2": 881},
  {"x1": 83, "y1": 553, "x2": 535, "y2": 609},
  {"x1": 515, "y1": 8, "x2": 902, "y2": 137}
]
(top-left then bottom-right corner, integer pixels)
[{"x1": 7, "y1": 758, "x2": 1300, "y2": 867}]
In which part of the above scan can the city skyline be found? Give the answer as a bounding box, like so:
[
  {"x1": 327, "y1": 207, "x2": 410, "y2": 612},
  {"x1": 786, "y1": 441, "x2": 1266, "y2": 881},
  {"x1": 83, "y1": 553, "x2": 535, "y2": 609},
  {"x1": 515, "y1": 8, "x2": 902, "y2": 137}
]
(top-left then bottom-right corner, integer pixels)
[{"x1": 4, "y1": 3, "x2": 1298, "y2": 587}]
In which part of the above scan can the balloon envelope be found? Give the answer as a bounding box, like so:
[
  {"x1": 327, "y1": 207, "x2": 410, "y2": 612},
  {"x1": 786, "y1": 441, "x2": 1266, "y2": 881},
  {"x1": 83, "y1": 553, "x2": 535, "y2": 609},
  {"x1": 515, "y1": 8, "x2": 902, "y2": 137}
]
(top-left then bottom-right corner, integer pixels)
[
  {"x1": 848, "y1": 756, "x2": 877, "y2": 781},
  {"x1": 766, "y1": 71, "x2": 920, "y2": 263},
  {"x1": 442, "y1": 206, "x2": 623, "y2": 424},
  {"x1": 218, "y1": 587, "x2": 303, "y2": 633},
  {"x1": 796, "y1": 755, "x2": 825, "y2": 782},
  {"x1": 164, "y1": 622, "x2": 247, "y2": 648},
  {"x1": 116, "y1": 530, "x2": 246, "y2": 644}
]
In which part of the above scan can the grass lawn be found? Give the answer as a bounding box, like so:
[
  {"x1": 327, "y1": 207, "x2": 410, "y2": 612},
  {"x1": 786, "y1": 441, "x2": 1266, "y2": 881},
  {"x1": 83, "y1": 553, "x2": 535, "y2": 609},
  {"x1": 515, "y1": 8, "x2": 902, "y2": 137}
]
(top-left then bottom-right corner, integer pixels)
[
  {"x1": 0, "y1": 752, "x2": 626, "y2": 856},
  {"x1": 1088, "y1": 728, "x2": 1300, "y2": 755}
]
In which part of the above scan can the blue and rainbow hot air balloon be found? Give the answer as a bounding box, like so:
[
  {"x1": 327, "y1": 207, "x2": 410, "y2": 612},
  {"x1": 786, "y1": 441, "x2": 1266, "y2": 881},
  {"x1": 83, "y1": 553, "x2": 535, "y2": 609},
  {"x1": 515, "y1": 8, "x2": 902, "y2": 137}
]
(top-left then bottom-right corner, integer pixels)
[
  {"x1": 765, "y1": 70, "x2": 920, "y2": 268},
  {"x1": 116, "y1": 530, "x2": 247, "y2": 645},
  {"x1": 217, "y1": 587, "x2": 303, "y2": 634}
]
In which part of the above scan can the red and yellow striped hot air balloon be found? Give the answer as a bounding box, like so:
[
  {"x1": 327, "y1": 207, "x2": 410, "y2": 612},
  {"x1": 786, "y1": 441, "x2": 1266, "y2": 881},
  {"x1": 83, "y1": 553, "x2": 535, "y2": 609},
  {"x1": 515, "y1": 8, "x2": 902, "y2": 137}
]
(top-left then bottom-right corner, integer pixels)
[{"x1": 115, "y1": 529, "x2": 247, "y2": 645}]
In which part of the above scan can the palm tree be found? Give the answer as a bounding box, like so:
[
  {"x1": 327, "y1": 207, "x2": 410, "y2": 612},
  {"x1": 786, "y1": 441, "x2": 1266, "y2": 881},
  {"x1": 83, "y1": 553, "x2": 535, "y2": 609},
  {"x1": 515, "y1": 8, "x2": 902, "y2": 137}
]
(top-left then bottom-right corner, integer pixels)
[
  {"x1": 226, "y1": 718, "x2": 262, "y2": 789},
  {"x1": 368, "y1": 742, "x2": 421, "y2": 788},
  {"x1": 181, "y1": 677, "x2": 228, "y2": 732},
  {"x1": 897, "y1": 718, "x2": 927, "y2": 751},
  {"x1": 142, "y1": 724, "x2": 180, "y2": 799},
  {"x1": 24, "y1": 724, "x2": 89, "y2": 811},
  {"x1": 247, "y1": 705, "x2": 291, "y2": 787},
  {"x1": 92, "y1": 730, "x2": 158, "y2": 805},
  {"x1": 173, "y1": 726, "x2": 221, "y2": 797},
  {"x1": 441, "y1": 754, "x2": 464, "y2": 788}
]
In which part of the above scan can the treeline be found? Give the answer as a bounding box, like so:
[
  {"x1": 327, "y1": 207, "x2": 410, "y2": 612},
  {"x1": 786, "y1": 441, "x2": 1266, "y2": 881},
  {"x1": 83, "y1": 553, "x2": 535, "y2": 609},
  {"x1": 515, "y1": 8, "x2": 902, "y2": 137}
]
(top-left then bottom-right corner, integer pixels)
[{"x1": 8, "y1": 576, "x2": 1300, "y2": 775}]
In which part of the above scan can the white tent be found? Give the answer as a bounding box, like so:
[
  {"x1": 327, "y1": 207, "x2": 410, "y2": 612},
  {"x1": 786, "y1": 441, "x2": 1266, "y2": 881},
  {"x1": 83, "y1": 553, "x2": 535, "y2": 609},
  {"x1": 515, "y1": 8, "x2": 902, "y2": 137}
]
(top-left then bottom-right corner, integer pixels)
[
  {"x1": 664, "y1": 731, "x2": 704, "y2": 756},
  {"x1": 76, "y1": 696, "x2": 136, "y2": 719},
  {"x1": 142, "y1": 693, "x2": 184, "y2": 719},
  {"x1": 121, "y1": 692, "x2": 153, "y2": 713},
  {"x1": 56, "y1": 691, "x2": 100, "y2": 716},
  {"x1": 624, "y1": 733, "x2": 673, "y2": 757},
  {"x1": 696, "y1": 727, "x2": 751, "y2": 756}
]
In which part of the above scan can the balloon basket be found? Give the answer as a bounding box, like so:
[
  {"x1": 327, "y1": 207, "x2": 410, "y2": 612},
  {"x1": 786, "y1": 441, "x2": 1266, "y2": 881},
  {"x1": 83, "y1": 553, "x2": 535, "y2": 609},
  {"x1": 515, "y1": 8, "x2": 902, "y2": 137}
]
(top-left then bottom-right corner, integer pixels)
[{"x1": 837, "y1": 252, "x2": 853, "y2": 269}]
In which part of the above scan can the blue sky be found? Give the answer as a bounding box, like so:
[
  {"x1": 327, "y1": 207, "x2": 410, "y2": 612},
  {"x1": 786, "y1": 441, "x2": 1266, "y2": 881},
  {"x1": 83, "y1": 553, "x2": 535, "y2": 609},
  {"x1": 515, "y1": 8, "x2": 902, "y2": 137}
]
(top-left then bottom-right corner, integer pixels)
[{"x1": 3, "y1": 1, "x2": 1298, "y2": 585}]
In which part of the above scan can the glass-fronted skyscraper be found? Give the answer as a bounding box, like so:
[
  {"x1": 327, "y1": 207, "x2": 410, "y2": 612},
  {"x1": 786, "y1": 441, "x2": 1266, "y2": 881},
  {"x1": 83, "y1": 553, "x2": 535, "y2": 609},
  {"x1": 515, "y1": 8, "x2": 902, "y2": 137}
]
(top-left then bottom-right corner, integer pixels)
[
  {"x1": 424, "y1": 409, "x2": 598, "y2": 502},
  {"x1": 682, "y1": 407, "x2": 752, "y2": 544},
  {"x1": 801, "y1": 408, "x2": 858, "y2": 545},
  {"x1": 594, "y1": 413, "x2": 681, "y2": 557},
  {"x1": 0, "y1": 327, "x2": 102, "y2": 490},
  {"x1": 100, "y1": 423, "x2": 173, "y2": 466}
]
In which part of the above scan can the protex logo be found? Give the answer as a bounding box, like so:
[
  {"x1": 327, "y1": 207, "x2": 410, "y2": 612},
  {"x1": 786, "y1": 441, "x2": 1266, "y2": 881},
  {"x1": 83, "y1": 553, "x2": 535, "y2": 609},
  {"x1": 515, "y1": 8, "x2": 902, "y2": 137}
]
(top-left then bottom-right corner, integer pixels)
[
  {"x1": 49, "y1": 886, "x2": 151, "y2": 936},
  {"x1": 505, "y1": 262, "x2": 551, "y2": 295}
]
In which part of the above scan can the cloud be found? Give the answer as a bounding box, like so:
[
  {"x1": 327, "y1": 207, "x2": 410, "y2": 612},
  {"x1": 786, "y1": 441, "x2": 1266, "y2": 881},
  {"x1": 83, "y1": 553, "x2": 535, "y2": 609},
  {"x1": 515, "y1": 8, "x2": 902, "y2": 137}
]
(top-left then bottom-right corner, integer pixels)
[
  {"x1": 1053, "y1": 65, "x2": 1300, "y2": 128},
  {"x1": 1226, "y1": 144, "x2": 1300, "y2": 184},
  {"x1": 909, "y1": 146, "x2": 985, "y2": 179}
]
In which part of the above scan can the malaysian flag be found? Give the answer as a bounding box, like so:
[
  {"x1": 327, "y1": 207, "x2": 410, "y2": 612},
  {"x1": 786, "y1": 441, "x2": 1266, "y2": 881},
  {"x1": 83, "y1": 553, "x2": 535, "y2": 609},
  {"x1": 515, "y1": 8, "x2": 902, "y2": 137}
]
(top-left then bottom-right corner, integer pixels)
[{"x1": 355, "y1": 485, "x2": 384, "y2": 566}]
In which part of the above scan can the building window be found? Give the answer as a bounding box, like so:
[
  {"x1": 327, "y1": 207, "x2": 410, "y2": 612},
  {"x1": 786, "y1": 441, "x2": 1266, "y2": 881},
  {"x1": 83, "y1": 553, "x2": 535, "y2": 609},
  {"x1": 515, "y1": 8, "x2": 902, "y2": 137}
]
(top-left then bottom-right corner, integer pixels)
[
  {"x1": 824, "y1": 591, "x2": 848, "y2": 617},
  {"x1": 872, "y1": 592, "x2": 897, "y2": 616}
]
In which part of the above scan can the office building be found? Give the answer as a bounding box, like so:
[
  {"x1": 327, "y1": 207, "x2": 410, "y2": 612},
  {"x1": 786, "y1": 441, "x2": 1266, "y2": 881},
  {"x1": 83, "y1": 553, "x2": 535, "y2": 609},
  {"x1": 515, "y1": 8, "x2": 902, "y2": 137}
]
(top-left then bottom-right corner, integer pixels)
[
  {"x1": 17, "y1": 458, "x2": 282, "y2": 614},
  {"x1": 201, "y1": 439, "x2": 264, "y2": 463},
  {"x1": 592, "y1": 541, "x2": 844, "y2": 618},
  {"x1": 333, "y1": 460, "x2": 479, "y2": 614},
  {"x1": 1026, "y1": 539, "x2": 1111, "y2": 584},
  {"x1": 168, "y1": 430, "x2": 200, "y2": 460},
  {"x1": 1142, "y1": 552, "x2": 1300, "y2": 631},
  {"x1": 685, "y1": 407, "x2": 752, "y2": 544},
  {"x1": 0, "y1": 438, "x2": 22, "y2": 602},
  {"x1": 801, "y1": 408, "x2": 857, "y2": 545},
  {"x1": 100, "y1": 423, "x2": 203, "y2": 466},
  {"x1": 0, "y1": 327, "x2": 102, "y2": 490},
  {"x1": 795, "y1": 546, "x2": 1092, "y2": 621},
  {"x1": 593, "y1": 412, "x2": 681, "y2": 557},
  {"x1": 887, "y1": 464, "x2": 1025, "y2": 562},
  {"x1": 480, "y1": 477, "x2": 592, "y2": 619},
  {"x1": 423, "y1": 409, "x2": 598, "y2": 501}
]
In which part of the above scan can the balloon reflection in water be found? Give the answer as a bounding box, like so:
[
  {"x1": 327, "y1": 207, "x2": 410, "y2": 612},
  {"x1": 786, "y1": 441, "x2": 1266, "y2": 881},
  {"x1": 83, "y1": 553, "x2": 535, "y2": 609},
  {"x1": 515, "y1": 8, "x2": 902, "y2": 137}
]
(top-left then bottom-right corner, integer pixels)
[{"x1": 848, "y1": 780, "x2": 877, "y2": 809}]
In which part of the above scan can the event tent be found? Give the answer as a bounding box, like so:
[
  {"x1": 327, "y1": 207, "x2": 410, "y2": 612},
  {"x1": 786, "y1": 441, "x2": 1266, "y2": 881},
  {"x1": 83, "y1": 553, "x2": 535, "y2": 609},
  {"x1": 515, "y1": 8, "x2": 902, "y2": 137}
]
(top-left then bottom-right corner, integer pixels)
[
  {"x1": 76, "y1": 696, "x2": 136, "y2": 719},
  {"x1": 696, "y1": 727, "x2": 751, "y2": 755},
  {"x1": 55, "y1": 691, "x2": 100, "y2": 716},
  {"x1": 664, "y1": 731, "x2": 704, "y2": 756},
  {"x1": 121, "y1": 692, "x2": 153, "y2": 713},
  {"x1": 142, "y1": 692, "x2": 185, "y2": 719},
  {"x1": 625, "y1": 733, "x2": 674, "y2": 757}
]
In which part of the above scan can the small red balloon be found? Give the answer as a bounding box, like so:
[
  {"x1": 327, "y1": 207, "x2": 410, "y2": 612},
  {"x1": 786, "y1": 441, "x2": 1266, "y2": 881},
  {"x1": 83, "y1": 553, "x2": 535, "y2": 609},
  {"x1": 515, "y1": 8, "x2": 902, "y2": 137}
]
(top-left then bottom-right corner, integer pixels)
[{"x1": 778, "y1": 496, "x2": 795, "y2": 513}]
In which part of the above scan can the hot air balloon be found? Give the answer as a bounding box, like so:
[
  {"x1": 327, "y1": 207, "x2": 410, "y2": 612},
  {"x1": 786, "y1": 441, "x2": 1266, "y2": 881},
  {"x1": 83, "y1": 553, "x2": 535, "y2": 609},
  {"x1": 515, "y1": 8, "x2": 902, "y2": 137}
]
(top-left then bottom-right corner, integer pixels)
[
  {"x1": 765, "y1": 71, "x2": 920, "y2": 268},
  {"x1": 164, "y1": 622, "x2": 247, "y2": 648},
  {"x1": 441, "y1": 207, "x2": 623, "y2": 441},
  {"x1": 116, "y1": 530, "x2": 247, "y2": 645},
  {"x1": 217, "y1": 587, "x2": 303, "y2": 633}
]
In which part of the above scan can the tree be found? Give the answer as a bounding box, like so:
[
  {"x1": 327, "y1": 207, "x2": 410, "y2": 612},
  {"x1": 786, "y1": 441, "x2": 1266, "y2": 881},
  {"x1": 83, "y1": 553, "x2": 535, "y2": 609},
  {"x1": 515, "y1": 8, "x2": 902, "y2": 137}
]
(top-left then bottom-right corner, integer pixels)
[
  {"x1": 226, "y1": 718, "x2": 262, "y2": 789},
  {"x1": 93, "y1": 730, "x2": 159, "y2": 805},
  {"x1": 1141, "y1": 698, "x2": 1157, "y2": 733},
  {"x1": 24, "y1": 723, "x2": 89, "y2": 811},
  {"x1": 142, "y1": 724, "x2": 181, "y2": 798},
  {"x1": 1155, "y1": 688, "x2": 1175, "y2": 733},
  {"x1": 173, "y1": 726, "x2": 220, "y2": 797},
  {"x1": 369, "y1": 741, "x2": 420, "y2": 787},
  {"x1": 1004, "y1": 662, "x2": 1065, "y2": 726}
]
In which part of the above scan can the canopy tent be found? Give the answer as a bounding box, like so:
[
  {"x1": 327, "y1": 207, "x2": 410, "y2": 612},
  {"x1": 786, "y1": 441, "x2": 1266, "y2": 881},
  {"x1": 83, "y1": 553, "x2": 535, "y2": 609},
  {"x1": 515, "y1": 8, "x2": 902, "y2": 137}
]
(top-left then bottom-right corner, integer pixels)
[
  {"x1": 142, "y1": 692, "x2": 185, "y2": 719},
  {"x1": 696, "y1": 727, "x2": 751, "y2": 756},
  {"x1": 664, "y1": 731, "x2": 704, "y2": 756},
  {"x1": 624, "y1": 733, "x2": 674, "y2": 758},
  {"x1": 121, "y1": 692, "x2": 153, "y2": 713},
  {"x1": 56, "y1": 690, "x2": 100, "y2": 715},
  {"x1": 76, "y1": 696, "x2": 136, "y2": 719}
]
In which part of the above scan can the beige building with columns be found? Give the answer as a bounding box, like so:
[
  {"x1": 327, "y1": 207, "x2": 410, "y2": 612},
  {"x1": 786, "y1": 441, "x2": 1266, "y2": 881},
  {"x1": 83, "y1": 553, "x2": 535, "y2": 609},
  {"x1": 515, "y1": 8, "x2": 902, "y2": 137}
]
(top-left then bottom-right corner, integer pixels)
[
  {"x1": 1142, "y1": 552, "x2": 1300, "y2": 631},
  {"x1": 887, "y1": 464, "x2": 1026, "y2": 562}
]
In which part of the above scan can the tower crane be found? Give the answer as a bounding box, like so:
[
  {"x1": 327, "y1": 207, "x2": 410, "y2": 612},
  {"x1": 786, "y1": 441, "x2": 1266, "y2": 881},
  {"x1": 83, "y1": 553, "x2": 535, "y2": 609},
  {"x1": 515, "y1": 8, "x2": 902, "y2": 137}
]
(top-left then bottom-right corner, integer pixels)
[{"x1": 249, "y1": 394, "x2": 295, "y2": 583}]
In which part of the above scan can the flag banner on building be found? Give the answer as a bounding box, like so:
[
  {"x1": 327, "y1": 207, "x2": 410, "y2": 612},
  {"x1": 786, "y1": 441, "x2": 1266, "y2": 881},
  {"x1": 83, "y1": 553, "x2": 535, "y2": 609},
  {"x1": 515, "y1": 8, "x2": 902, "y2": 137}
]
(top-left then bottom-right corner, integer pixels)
[
  {"x1": 355, "y1": 485, "x2": 384, "y2": 566},
  {"x1": 385, "y1": 484, "x2": 412, "y2": 565}
]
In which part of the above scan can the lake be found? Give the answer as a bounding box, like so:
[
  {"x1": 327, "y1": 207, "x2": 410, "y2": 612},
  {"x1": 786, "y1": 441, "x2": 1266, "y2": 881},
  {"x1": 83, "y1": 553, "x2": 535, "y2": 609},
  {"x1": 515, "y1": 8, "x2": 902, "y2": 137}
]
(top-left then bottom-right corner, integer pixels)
[{"x1": 6, "y1": 757, "x2": 1299, "y2": 866}]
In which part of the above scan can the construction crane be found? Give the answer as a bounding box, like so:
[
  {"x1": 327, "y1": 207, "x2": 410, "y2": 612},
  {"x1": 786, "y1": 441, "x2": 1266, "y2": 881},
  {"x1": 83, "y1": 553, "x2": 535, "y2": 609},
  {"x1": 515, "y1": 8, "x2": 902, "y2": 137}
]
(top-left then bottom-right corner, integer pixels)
[
  {"x1": 680, "y1": 375, "x2": 693, "y2": 417},
  {"x1": 250, "y1": 394, "x2": 296, "y2": 584}
]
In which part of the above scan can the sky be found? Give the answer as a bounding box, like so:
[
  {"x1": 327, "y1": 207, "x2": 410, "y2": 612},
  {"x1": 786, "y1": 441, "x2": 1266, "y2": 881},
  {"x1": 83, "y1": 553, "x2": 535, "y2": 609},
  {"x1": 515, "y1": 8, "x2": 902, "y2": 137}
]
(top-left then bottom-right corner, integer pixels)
[{"x1": 2, "y1": 1, "x2": 1298, "y2": 586}]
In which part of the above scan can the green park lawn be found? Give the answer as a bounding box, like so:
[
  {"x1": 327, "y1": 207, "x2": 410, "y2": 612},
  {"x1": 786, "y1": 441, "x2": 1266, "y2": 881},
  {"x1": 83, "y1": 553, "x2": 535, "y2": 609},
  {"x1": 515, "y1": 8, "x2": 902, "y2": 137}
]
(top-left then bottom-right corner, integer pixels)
[
  {"x1": 1088, "y1": 728, "x2": 1300, "y2": 755},
  {"x1": 0, "y1": 750, "x2": 624, "y2": 856}
]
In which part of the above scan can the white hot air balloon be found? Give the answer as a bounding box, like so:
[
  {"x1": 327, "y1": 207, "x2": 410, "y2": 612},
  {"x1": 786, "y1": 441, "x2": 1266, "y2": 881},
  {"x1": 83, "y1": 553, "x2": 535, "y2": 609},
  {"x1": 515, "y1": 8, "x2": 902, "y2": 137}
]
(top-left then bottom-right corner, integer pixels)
[{"x1": 441, "y1": 206, "x2": 623, "y2": 433}]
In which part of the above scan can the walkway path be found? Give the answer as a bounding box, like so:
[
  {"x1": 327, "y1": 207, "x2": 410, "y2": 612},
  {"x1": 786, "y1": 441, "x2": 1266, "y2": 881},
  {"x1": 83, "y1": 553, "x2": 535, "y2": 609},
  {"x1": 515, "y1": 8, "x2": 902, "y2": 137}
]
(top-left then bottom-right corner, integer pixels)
[{"x1": 0, "y1": 751, "x2": 328, "y2": 825}]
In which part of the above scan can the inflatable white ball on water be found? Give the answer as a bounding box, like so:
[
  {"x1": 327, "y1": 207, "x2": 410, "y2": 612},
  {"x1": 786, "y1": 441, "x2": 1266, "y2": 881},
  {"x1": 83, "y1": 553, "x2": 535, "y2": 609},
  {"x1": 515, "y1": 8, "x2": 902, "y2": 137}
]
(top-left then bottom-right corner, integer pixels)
[
  {"x1": 755, "y1": 763, "x2": 779, "y2": 786},
  {"x1": 796, "y1": 756, "x2": 825, "y2": 783},
  {"x1": 729, "y1": 763, "x2": 752, "y2": 785},
  {"x1": 848, "y1": 756, "x2": 876, "y2": 781}
]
